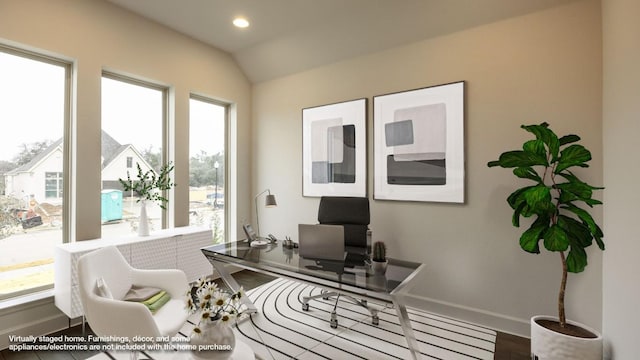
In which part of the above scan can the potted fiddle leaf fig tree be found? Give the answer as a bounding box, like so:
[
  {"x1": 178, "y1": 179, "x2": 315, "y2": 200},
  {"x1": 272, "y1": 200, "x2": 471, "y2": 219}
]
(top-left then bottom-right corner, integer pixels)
[{"x1": 487, "y1": 122, "x2": 604, "y2": 359}]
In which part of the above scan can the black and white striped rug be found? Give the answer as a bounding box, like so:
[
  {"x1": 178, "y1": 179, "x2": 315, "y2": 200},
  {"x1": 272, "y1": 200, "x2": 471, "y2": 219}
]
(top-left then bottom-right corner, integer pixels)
[
  {"x1": 231, "y1": 278, "x2": 496, "y2": 360},
  {"x1": 91, "y1": 278, "x2": 496, "y2": 360}
]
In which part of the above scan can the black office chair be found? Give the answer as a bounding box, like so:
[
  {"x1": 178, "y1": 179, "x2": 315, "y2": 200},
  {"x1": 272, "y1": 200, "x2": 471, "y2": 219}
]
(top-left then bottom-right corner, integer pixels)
[{"x1": 301, "y1": 196, "x2": 379, "y2": 328}]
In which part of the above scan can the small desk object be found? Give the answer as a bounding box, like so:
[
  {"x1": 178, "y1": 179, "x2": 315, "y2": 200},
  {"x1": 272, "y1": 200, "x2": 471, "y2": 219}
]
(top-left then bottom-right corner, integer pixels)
[{"x1": 201, "y1": 240, "x2": 425, "y2": 360}]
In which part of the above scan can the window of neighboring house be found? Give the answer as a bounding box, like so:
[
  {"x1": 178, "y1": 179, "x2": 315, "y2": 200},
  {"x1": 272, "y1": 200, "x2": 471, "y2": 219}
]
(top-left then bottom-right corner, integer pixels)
[
  {"x1": 45, "y1": 172, "x2": 64, "y2": 198},
  {"x1": 189, "y1": 96, "x2": 227, "y2": 244},
  {"x1": 0, "y1": 45, "x2": 70, "y2": 300},
  {"x1": 100, "y1": 73, "x2": 167, "y2": 238}
]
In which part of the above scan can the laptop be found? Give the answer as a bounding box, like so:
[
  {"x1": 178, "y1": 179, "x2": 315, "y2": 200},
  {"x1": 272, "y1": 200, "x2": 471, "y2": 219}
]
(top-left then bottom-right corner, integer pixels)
[{"x1": 298, "y1": 224, "x2": 345, "y2": 261}]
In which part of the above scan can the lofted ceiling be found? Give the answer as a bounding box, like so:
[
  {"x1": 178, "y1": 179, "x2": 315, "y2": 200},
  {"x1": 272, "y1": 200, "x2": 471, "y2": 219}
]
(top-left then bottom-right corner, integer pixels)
[{"x1": 106, "y1": 0, "x2": 578, "y2": 83}]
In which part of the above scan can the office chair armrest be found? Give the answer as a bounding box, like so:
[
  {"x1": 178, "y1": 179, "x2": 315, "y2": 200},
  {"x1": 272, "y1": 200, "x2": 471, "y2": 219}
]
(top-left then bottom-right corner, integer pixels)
[{"x1": 131, "y1": 268, "x2": 189, "y2": 298}]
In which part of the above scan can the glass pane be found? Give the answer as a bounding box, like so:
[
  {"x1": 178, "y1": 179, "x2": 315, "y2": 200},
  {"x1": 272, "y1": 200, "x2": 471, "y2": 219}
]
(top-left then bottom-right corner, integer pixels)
[
  {"x1": 0, "y1": 50, "x2": 66, "y2": 299},
  {"x1": 189, "y1": 98, "x2": 226, "y2": 244},
  {"x1": 101, "y1": 76, "x2": 164, "y2": 237}
]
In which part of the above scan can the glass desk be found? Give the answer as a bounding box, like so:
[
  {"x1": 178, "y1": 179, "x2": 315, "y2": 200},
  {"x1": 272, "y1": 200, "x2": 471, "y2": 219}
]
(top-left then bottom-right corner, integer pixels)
[{"x1": 201, "y1": 240, "x2": 425, "y2": 360}]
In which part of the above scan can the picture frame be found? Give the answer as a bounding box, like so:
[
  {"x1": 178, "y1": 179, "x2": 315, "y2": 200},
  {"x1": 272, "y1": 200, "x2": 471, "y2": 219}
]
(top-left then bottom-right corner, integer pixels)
[
  {"x1": 373, "y1": 81, "x2": 465, "y2": 203},
  {"x1": 302, "y1": 98, "x2": 367, "y2": 197}
]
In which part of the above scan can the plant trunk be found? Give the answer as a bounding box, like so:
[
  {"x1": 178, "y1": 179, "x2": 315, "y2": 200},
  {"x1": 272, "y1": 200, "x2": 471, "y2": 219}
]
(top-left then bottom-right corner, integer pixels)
[{"x1": 559, "y1": 251, "x2": 568, "y2": 328}]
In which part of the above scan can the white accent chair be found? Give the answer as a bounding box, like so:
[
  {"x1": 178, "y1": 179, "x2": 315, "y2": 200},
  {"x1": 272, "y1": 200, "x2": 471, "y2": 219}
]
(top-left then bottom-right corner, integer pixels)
[{"x1": 77, "y1": 246, "x2": 189, "y2": 342}]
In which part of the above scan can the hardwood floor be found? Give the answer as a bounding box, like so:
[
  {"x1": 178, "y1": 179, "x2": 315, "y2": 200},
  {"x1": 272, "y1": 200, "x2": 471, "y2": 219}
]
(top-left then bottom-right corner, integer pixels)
[{"x1": 1, "y1": 270, "x2": 529, "y2": 359}]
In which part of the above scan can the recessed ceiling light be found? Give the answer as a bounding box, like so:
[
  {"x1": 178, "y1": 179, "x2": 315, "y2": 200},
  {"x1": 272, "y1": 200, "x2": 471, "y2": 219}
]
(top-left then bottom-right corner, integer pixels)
[{"x1": 233, "y1": 17, "x2": 250, "y2": 28}]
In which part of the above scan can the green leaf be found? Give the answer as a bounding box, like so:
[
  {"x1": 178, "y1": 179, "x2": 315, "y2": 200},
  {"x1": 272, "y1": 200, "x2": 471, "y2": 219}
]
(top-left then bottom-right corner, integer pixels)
[
  {"x1": 512, "y1": 201, "x2": 527, "y2": 227},
  {"x1": 521, "y1": 123, "x2": 559, "y2": 162},
  {"x1": 593, "y1": 223, "x2": 605, "y2": 250},
  {"x1": 543, "y1": 224, "x2": 569, "y2": 251},
  {"x1": 520, "y1": 217, "x2": 548, "y2": 253},
  {"x1": 523, "y1": 139, "x2": 547, "y2": 158},
  {"x1": 566, "y1": 246, "x2": 587, "y2": 273},
  {"x1": 562, "y1": 204, "x2": 599, "y2": 236},
  {"x1": 490, "y1": 150, "x2": 548, "y2": 168},
  {"x1": 520, "y1": 123, "x2": 550, "y2": 141},
  {"x1": 523, "y1": 185, "x2": 551, "y2": 213},
  {"x1": 555, "y1": 144, "x2": 592, "y2": 173},
  {"x1": 557, "y1": 215, "x2": 592, "y2": 247},
  {"x1": 507, "y1": 186, "x2": 533, "y2": 209},
  {"x1": 559, "y1": 134, "x2": 580, "y2": 146},
  {"x1": 555, "y1": 181, "x2": 593, "y2": 201},
  {"x1": 513, "y1": 167, "x2": 542, "y2": 182},
  {"x1": 584, "y1": 198, "x2": 603, "y2": 207}
]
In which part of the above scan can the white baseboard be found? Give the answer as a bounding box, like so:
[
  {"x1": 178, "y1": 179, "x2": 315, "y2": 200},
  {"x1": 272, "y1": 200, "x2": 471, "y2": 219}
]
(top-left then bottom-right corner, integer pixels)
[
  {"x1": 0, "y1": 293, "x2": 73, "y2": 350},
  {"x1": 405, "y1": 293, "x2": 531, "y2": 338}
]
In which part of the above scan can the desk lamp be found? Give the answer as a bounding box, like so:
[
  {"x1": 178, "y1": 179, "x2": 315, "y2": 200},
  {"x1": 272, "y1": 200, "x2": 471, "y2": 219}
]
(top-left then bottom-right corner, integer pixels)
[{"x1": 254, "y1": 189, "x2": 277, "y2": 236}]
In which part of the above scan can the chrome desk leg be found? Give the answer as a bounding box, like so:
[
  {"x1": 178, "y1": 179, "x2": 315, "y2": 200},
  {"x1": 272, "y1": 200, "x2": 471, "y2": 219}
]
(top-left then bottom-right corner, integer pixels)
[
  {"x1": 210, "y1": 260, "x2": 257, "y2": 314},
  {"x1": 392, "y1": 295, "x2": 422, "y2": 360}
]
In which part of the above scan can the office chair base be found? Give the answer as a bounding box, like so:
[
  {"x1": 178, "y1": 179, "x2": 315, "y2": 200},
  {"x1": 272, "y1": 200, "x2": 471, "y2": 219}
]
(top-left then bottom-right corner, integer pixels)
[
  {"x1": 302, "y1": 292, "x2": 379, "y2": 327},
  {"x1": 330, "y1": 311, "x2": 338, "y2": 328}
]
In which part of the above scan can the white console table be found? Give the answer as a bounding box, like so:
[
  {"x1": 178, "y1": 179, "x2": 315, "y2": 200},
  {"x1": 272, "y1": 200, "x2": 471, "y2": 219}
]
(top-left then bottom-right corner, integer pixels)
[{"x1": 54, "y1": 226, "x2": 213, "y2": 319}]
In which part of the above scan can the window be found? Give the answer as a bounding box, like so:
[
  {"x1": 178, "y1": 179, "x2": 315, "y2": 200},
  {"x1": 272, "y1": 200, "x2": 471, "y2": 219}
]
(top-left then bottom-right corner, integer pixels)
[
  {"x1": 189, "y1": 96, "x2": 227, "y2": 243},
  {"x1": 0, "y1": 45, "x2": 70, "y2": 300},
  {"x1": 101, "y1": 74, "x2": 167, "y2": 237},
  {"x1": 45, "y1": 172, "x2": 64, "y2": 198}
]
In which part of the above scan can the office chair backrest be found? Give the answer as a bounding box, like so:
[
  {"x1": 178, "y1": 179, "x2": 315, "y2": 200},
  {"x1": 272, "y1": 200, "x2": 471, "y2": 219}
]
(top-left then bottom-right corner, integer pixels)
[{"x1": 317, "y1": 196, "x2": 370, "y2": 248}]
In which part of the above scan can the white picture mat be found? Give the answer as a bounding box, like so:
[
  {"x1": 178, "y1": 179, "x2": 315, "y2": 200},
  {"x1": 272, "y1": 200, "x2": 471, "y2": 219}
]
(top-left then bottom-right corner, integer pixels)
[
  {"x1": 374, "y1": 82, "x2": 465, "y2": 203},
  {"x1": 302, "y1": 98, "x2": 367, "y2": 197},
  {"x1": 311, "y1": 118, "x2": 343, "y2": 163}
]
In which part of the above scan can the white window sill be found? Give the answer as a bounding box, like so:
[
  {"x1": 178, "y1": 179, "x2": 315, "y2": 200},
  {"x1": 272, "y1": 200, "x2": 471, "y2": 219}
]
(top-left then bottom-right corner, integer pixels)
[{"x1": 0, "y1": 289, "x2": 54, "y2": 313}]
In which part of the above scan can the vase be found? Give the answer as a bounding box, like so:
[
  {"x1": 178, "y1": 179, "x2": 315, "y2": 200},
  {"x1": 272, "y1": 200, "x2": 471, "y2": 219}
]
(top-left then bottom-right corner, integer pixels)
[
  {"x1": 530, "y1": 315, "x2": 602, "y2": 360},
  {"x1": 190, "y1": 319, "x2": 236, "y2": 360},
  {"x1": 138, "y1": 200, "x2": 150, "y2": 236}
]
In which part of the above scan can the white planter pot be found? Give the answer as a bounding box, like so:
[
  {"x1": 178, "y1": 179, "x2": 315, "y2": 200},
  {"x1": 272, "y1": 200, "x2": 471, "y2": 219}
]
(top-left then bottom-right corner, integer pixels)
[
  {"x1": 371, "y1": 260, "x2": 388, "y2": 275},
  {"x1": 531, "y1": 315, "x2": 602, "y2": 360}
]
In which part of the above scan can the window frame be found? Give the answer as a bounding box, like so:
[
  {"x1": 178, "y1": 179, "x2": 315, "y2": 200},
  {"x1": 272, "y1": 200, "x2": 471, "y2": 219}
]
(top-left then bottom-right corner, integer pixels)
[
  {"x1": 100, "y1": 71, "x2": 171, "y2": 230},
  {"x1": 189, "y1": 94, "x2": 230, "y2": 242},
  {"x1": 0, "y1": 43, "x2": 72, "y2": 300}
]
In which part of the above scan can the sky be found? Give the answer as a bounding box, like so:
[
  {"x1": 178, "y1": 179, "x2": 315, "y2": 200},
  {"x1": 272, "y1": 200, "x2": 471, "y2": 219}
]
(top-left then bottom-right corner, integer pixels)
[
  {"x1": 0, "y1": 51, "x2": 225, "y2": 164},
  {"x1": 0, "y1": 51, "x2": 65, "y2": 162}
]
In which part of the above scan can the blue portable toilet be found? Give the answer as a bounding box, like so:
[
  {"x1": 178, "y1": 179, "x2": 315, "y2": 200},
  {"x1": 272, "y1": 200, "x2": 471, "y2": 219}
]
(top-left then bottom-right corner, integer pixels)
[{"x1": 101, "y1": 189, "x2": 123, "y2": 222}]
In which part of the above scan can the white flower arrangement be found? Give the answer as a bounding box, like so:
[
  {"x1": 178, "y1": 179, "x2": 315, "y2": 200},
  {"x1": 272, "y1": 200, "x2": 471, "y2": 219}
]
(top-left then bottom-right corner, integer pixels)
[{"x1": 185, "y1": 277, "x2": 246, "y2": 335}]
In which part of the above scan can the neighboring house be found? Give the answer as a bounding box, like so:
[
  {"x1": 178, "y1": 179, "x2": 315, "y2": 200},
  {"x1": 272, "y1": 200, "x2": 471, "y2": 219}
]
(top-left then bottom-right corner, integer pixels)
[{"x1": 3, "y1": 131, "x2": 154, "y2": 205}]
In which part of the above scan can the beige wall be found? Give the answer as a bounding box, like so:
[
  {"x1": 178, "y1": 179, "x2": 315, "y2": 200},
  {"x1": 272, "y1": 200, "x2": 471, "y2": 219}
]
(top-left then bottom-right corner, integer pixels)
[
  {"x1": 252, "y1": 0, "x2": 603, "y2": 336},
  {"x1": 0, "y1": 0, "x2": 251, "y2": 347},
  {"x1": 602, "y1": 0, "x2": 640, "y2": 358}
]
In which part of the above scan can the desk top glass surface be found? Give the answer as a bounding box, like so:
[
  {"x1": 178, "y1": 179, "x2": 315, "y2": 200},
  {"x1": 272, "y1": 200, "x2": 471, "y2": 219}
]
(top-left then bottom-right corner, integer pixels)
[{"x1": 201, "y1": 240, "x2": 422, "y2": 297}]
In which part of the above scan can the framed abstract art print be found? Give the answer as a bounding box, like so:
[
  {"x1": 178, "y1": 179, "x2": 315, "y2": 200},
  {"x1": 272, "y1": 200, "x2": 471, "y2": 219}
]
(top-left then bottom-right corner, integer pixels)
[
  {"x1": 373, "y1": 81, "x2": 465, "y2": 203},
  {"x1": 302, "y1": 98, "x2": 367, "y2": 197}
]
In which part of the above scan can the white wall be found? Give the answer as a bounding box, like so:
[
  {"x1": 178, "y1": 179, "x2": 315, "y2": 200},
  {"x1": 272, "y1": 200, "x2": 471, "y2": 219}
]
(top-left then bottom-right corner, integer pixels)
[
  {"x1": 101, "y1": 147, "x2": 153, "y2": 183},
  {"x1": 252, "y1": 0, "x2": 603, "y2": 337},
  {"x1": 602, "y1": 0, "x2": 640, "y2": 358},
  {"x1": 0, "y1": 0, "x2": 251, "y2": 348}
]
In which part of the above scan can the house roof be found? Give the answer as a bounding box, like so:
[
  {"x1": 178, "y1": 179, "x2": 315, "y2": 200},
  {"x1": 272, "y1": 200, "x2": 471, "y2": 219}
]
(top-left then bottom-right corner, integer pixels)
[
  {"x1": 6, "y1": 139, "x2": 63, "y2": 175},
  {"x1": 101, "y1": 131, "x2": 129, "y2": 169},
  {"x1": 6, "y1": 131, "x2": 131, "y2": 174}
]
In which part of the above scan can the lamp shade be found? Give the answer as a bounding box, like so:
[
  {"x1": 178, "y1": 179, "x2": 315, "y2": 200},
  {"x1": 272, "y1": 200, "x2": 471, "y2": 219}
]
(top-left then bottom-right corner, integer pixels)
[{"x1": 265, "y1": 194, "x2": 277, "y2": 207}]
